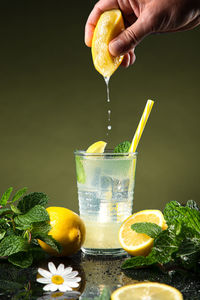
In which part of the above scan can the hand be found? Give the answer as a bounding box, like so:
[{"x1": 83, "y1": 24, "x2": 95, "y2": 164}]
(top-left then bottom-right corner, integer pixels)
[{"x1": 85, "y1": 0, "x2": 200, "y2": 67}]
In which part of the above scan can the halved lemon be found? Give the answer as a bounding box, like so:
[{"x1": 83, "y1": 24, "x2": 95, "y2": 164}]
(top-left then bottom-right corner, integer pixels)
[
  {"x1": 92, "y1": 9, "x2": 125, "y2": 77},
  {"x1": 111, "y1": 282, "x2": 183, "y2": 300},
  {"x1": 86, "y1": 141, "x2": 107, "y2": 153},
  {"x1": 119, "y1": 210, "x2": 166, "y2": 256}
]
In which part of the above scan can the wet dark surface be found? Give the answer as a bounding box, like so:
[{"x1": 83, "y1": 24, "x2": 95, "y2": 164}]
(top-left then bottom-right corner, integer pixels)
[{"x1": 0, "y1": 252, "x2": 200, "y2": 299}]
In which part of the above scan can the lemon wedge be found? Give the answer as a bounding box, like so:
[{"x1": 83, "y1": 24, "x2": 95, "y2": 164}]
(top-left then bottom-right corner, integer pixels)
[
  {"x1": 111, "y1": 282, "x2": 183, "y2": 300},
  {"x1": 118, "y1": 210, "x2": 166, "y2": 256},
  {"x1": 86, "y1": 141, "x2": 107, "y2": 153},
  {"x1": 92, "y1": 9, "x2": 125, "y2": 77}
]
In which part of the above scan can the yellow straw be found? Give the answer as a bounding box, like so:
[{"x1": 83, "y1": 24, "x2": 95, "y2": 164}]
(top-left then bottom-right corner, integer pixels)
[{"x1": 129, "y1": 100, "x2": 154, "y2": 153}]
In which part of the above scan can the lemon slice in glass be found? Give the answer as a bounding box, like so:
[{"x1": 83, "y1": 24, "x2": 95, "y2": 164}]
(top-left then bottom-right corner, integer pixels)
[
  {"x1": 86, "y1": 141, "x2": 107, "y2": 153},
  {"x1": 92, "y1": 9, "x2": 125, "y2": 77}
]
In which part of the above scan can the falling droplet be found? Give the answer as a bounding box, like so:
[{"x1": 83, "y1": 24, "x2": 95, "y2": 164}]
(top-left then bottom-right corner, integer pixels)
[{"x1": 108, "y1": 110, "x2": 111, "y2": 121}]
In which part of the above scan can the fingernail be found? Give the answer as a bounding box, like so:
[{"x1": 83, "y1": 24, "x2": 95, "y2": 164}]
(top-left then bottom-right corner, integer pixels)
[{"x1": 109, "y1": 39, "x2": 124, "y2": 56}]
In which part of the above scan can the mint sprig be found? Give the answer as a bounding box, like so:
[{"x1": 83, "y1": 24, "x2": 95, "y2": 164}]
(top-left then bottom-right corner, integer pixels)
[
  {"x1": 122, "y1": 200, "x2": 200, "y2": 272},
  {"x1": 0, "y1": 187, "x2": 61, "y2": 268},
  {"x1": 114, "y1": 141, "x2": 131, "y2": 153}
]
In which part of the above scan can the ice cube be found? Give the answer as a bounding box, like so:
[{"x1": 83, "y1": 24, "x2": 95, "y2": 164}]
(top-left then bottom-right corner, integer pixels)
[
  {"x1": 91, "y1": 167, "x2": 101, "y2": 187},
  {"x1": 79, "y1": 190, "x2": 100, "y2": 217},
  {"x1": 97, "y1": 175, "x2": 113, "y2": 201},
  {"x1": 100, "y1": 175, "x2": 113, "y2": 190},
  {"x1": 121, "y1": 178, "x2": 130, "y2": 190},
  {"x1": 112, "y1": 178, "x2": 130, "y2": 200},
  {"x1": 112, "y1": 177, "x2": 122, "y2": 193}
]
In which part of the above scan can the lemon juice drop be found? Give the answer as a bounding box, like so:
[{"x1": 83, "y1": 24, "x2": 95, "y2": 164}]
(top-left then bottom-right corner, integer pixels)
[
  {"x1": 104, "y1": 76, "x2": 110, "y2": 102},
  {"x1": 104, "y1": 76, "x2": 112, "y2": 136}
]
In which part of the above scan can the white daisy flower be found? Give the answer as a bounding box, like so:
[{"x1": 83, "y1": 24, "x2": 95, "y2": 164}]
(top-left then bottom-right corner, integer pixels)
[{"x1": 37, "y1": 262, "x2": 81, "y2": 292}]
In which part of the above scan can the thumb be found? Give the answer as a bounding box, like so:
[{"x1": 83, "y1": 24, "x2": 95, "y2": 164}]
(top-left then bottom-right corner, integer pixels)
[{"x1": 109, "y1": 14, "x2": 153, "y2": 56}]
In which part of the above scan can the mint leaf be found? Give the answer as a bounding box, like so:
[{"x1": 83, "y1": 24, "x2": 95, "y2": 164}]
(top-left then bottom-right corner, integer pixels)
[
  {"x1": 131, "y1": 222, "x2": 162, "y2": 238},
  {"x1": 10, "y1": 204, "x2": 22, "y2": 215},
  {"x1": 17, "y1": 192, "x2": 48, "y2": 213},
  {"x1": 173, "y1": 225, "x2": 200, "y2": 269},
  {"x1": 0, "y1": 218, "x2": 6, "y2": 225},
  {"x1": 164, "y1": 201, "x2": 200, "y2": 233},
  {"x1": 0, "y1": 207, "x2": 11, "y2": 216},
  {"x1": 14, "y1": 205, "x2": 49, "y2": 225},
  {"x1": 11, "y1": 187, "x2": 27, "y2": 204},
  {"x1": 0, "y1": 235, "x2": 29, "y2": 256},
  {"x1": 0, "y1": 187, "x2": 13, "y2": 206},
  {"x1": 114, "y1": 141, "x2": 131, "y2": 153},
  {"x1": 31, "y1": 222, "x2": 51, "y2": 235},
  {"x1": 152, "y1": 226, "x2": 179, "y2": 264},
  {"x1": 122, "y1": 252, "x2": 157, "y2": 269},
  {"x1": 15, "y1": 224, "x2": 32, "y2": 231},
  {"x1": 6, "y1": 227, "x2": 15, "y2": 236},
  {"x1": 36, "y1": 233, "x2": 62, "y2": 253},
  {"x1": 186, "y1": 200, "x2": 200, "y2": 211},
  {"x1": 8, "y1": 251, "x2": 33, "y2": 268},
  {"x1": 0, "y1": 229, "x2": 6, "y2": 240},
  {"x1": 75, "y1": 155, "x2": 86, "y2": 184},
  {"x1": 176, "y1": 238, "x2": 200, "y2": 269}
]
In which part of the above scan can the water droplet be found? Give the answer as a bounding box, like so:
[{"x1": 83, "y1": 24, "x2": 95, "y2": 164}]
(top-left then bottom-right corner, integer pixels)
[
  {"x1": 108, "y1": 125, "x2": 111, "y2": 130},
  {"x1": 108, "y1": 110, "x2": 111, "y2": 121}
]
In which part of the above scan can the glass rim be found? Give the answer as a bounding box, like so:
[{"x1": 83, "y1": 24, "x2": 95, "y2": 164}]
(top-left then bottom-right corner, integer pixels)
[{"x1": 74, "y1": 150, "x2": 138, "y2": 157}]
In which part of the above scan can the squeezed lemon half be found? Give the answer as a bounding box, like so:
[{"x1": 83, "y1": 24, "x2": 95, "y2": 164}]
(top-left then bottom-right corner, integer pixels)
[{"x1": 92, "y1": 9, "x2": 125, "y2": 77}]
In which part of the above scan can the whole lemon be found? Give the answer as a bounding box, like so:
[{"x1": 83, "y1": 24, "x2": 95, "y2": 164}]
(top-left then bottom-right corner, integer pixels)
[{"x1": 38, "y1": 207, "x2": 86, "y2": 257}]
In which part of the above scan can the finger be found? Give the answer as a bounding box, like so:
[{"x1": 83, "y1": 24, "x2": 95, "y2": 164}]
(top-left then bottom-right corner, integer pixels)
[
  {"x1": 109, "y1": 11, "x2": 153, "y2": 56},
  {"x1": 129, "y1": 49, "x2": 136, "y2": 66},
  {"x1": 85, "y1": 0, "x2": 119, "y2": 47},
  {"x1": 121, "y1": 53, "x2": 130, "y2": 68},
  {"x1": 121, "y1": 49, "x2": 136, "y2": 67}
]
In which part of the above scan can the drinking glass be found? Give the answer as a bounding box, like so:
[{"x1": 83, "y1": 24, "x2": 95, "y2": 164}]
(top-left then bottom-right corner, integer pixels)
[{"x1": 74, "y1": 150, "x2": 137, "y2": 256}]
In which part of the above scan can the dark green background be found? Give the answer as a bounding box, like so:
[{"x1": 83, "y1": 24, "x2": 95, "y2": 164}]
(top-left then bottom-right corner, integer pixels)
[{"x1": 0, "y1": 1, "x2": 199, "y2": 213}]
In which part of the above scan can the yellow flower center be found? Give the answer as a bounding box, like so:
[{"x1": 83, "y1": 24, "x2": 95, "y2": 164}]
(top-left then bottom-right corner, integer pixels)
[
  {"x1": 51, "y1": 275, "x2": 64, "y2": 285},
  {"x1": 51, "y1": 292, "x2": 64, "y2": 298}
]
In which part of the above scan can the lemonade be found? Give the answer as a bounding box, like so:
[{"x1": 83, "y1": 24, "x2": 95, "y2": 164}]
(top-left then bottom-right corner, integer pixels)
[{"x1": 75, "y1": 150, "x2": 137, "y2": 255}]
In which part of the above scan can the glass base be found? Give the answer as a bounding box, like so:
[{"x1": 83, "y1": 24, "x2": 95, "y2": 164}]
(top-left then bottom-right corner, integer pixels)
[{"x1": 81, "y1": 247, "x2": 127, "y2": 256}]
